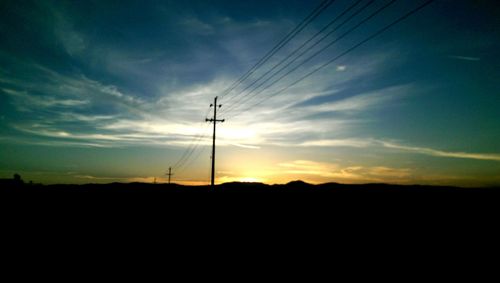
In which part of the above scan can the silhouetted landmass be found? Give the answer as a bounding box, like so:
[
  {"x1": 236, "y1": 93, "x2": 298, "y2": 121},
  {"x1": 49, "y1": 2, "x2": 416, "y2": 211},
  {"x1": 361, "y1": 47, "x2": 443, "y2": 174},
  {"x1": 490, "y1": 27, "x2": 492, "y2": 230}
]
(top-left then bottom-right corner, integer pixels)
[
  {"x1": 0, "y1": 177, "x2": 497, "y2": 193},
  {"x1": 0, "y1": 173, "x2": 25, "y2": 188},
  {"x1": 2, "y1": 176, "x2": 498, "y2": 218}
]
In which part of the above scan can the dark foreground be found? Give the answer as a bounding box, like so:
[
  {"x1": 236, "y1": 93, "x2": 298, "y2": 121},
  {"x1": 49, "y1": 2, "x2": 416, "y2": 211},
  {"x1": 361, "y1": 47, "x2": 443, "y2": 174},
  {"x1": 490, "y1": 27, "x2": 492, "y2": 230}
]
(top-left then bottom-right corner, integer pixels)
[
  {"x1": 1, "y1": 180, "x2": 497, "y2": 193},
  {"x1": 2, "y1": 180, "x2": 498, "y2": 223}
]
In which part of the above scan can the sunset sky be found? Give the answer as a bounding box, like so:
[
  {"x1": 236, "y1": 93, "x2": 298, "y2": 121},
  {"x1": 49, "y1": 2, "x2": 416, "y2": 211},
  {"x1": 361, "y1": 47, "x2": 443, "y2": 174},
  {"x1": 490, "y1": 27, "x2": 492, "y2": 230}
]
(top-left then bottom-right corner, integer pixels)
[{"x1": 1, "y1": 0, "x2": 499, "y2": 186}]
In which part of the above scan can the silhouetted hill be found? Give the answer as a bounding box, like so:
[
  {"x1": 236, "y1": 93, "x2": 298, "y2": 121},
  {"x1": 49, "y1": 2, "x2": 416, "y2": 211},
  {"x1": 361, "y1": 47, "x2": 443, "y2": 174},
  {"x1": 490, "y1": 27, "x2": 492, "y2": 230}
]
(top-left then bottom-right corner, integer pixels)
[
  {"x1": 286, "y1": 180, "x2": 313, "y2": 188},
  {"x1": 1, "y1": 180, "x2": 497, "y2": 193},
  {"x1": 2, "y1": 179, "x2": 498, "y2": 220}
]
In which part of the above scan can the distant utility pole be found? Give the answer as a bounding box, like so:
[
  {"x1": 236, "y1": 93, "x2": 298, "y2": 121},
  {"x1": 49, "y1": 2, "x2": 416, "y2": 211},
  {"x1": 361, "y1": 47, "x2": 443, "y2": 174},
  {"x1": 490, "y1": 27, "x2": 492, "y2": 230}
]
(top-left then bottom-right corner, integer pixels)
[
  {"x1": 206, "y1": 96, "x2": 225, "y2": 188},
  {"x1": 166, "y1": 167, "x2": 173, "y2": 184}
]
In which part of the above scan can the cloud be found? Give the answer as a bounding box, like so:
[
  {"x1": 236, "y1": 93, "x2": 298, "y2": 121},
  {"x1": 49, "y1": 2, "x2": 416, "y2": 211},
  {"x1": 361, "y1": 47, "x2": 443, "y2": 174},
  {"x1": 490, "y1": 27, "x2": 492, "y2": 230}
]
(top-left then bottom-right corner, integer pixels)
[
  {"x1": 289, "y1": 138, "x2": 500, "y2": 162},
  {"x1": 3, "y1": 88, "x2": 89, "y2": 109},
  {"x1": 75, "y1": 175, "x2": 124, "y2": 181},
  {"x1": 448, "y1": 55, "x2": 481, "y2": 61},
  {"x1": 180, "y1": 17, "x2": 215, "y2": 35},
  {"x1": 294, "y1": 84, "x2": 412, "y2": 116},
  {"x1": 0, "y1": 135, "x2": 110, "y2": 148},
  {"x1": 367, "y1": 167, "x2": 411, "y2": 178},
  {"x1": 277, "y1": 160, "x2": 412, "y2": 184},
  {"x1": 47, "y1": 5, "x2": 88, "y2": 57},
  {"x1": 299, "y1": 139, "x2": 372, "y2": 148},
  {"x1": 1, "y1": 5, "x2": 401, "y2": 153},
  {"x1": 227, "y1": 143, "x2": 261, "y2": 149},
  {"x1": 13, "y1": 126, "x2": 133, "y2": 142},
  {"x1": 59, "y1": 113, "x2": 116, "y2": 122},
  {"x1": 380, "y1": 141, "x2": 500, "y2": 162},
  {"x1": 57, "y1": 25, "x2": 86, "y2": 57},
  {"x1": 1, "y1": 58, "x2": 145, "y2": 109},
  {"x1": 336, "y1": 65, "x2": 347, "y2": 71},
  {"x1": 76, "y1": 174, "x2": 169, "y2": 184}
]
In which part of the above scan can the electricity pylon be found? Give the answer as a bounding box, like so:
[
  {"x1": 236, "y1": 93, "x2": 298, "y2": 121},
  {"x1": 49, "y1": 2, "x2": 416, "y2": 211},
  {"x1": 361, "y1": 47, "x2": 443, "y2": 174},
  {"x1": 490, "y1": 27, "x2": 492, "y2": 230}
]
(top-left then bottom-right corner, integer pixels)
[
  {"x1": 206, "y1": 96, "x2": 225, "y2": 188},
  {"x1": 166, "y1": 167, "x2": 173, "y2": 184}
]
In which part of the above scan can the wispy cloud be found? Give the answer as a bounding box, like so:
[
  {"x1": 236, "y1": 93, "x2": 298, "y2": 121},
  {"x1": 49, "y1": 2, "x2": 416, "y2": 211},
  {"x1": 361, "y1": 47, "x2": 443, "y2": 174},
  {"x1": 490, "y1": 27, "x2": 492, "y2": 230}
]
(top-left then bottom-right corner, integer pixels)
[
  {"x1": 299, "y1": 138, "x2": 372, "y2": 148},
  {"x1": 55, "y1": 18, "x2": 87, "y2": 57},
  {"x1": 180, "y1": 17, "x2": 215, "y2": 35},
  {"x1": 293, "y1": 84, "x2": 411, "y2": 117},
  {"x1": 277, "y1": 160, "x2": 412, "y2": 184},
  {"x1": 286, "y1": 137, "x2": 500, "y2": 162},
  {"x1": 448, "y1": 55, "x2": 481, "y2": 61},
  {"x1": 1, "y1": 6, "x2": 401, "y2": 153},
  {"x1": 380, "y1": 141, "x2": 500, "y2": 162},
  {"x1": 336, "y1": 65, "x2": 347, "y2": 71},
  {"x1": 227, "y1": 143, "x2": 261, "y2": 149},
  {"x1": 3, "y1": 88, "x2": 89, "y2": 109},
  {"x1": 75, "y1": 175, "x2": 165, "y2": 184},
  {"x1": 4, "y1": 57, "x2": 499, "y2": 165}
]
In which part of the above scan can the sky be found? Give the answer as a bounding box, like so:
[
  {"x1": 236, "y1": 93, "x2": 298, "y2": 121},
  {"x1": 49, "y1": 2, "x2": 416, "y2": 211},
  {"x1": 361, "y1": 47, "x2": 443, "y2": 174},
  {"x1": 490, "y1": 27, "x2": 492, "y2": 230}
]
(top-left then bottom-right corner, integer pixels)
[{"x1": 0, "y1": 0, "x2": 499, "y2": 186}]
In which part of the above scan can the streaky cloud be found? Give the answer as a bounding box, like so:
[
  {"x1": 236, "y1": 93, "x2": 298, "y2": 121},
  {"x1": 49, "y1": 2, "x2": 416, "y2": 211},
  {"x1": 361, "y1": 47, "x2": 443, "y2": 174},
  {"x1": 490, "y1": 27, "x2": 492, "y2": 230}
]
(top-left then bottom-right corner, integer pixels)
[
  {"x1": 299, "y1": 138, "x2": 372, "y2": 148},
  {"x1": 294, "y1": 138, "x2": 500, "y2": 162},
  {"x1": 380, "y1": 141, "x2": 500, "y2": 162},
  {"x1": 277, "y1": 160, "x2": 412, "y2": 184},
  {"x1": 226, "y1": 143, "x2": 261, "y2": 149},
  {"x1": 2, "y1": 88, "x2": 89, "y2": 108},
  {"x1": 448, "y1": 55, "x2": 481, "y2": 61}
]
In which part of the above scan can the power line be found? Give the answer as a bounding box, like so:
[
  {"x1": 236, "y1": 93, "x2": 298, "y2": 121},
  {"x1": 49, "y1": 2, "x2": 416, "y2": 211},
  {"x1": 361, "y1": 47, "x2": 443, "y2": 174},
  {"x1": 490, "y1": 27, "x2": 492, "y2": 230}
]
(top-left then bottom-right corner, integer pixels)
[
  {"x1": 174, "y1": 123, "x2": 211, "y2": 173},
  {"x1": 171, "y1": 106, "x2": 211, "y2": 170},
  {"x1": 174, "y1": 135, "x2": 209, "y2": 175},
  {"x1": 174, "y1": 0, "x2": 335, "y2": 172},
  {"x1": 221, "y1": 0, "x2": 375, "y2": 116},
  {"x1": 175, "y1": 140, "x2": 210, "y2": 177},
  {"x1": 219, "y1": 0, "x2": 335, "y2": 102},
  {"x1": 226, "y1": 0, "x2": 435, "y2": 120},
  {"x1": 223, "y1": 0, "x2": 395, "y2": 116},
  {"x1": 171, "y1": 120, "x2": 208, "y2": 170},
  {"x1": 220, "y1": 0, "x2": 333, "y2": 100}
]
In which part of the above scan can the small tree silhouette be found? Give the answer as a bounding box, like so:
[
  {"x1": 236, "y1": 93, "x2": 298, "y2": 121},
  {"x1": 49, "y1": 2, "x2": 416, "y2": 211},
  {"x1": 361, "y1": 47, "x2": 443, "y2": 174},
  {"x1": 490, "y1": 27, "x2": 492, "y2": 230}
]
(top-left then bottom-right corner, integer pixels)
[{"x1": 13, "y1": 173, "x2": 24, "y2": 185}]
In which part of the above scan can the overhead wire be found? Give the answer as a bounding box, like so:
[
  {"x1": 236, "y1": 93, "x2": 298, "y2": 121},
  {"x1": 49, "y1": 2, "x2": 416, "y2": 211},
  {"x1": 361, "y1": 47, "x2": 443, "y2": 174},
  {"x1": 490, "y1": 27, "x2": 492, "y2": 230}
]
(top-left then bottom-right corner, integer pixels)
[
  {"x1": 220, "y1": 0, "x2": 370, "y2": 116},
  {"x1": 174, "y1": 123, "x2": 211, "y2": 174},
  {"x1": 219, "y1": 0, "x2": 336, "y2": 102},
  {"x1": 168, "y1": 0, "x2": 436, "y2": 181},
  {"x1": 222, "y1": 0, "x2": 393, "y2": 117},
  {"x1": 175, "y1": 138, "x2": 211, "y2": 177},
  {"x1": 225, "y1": 0, "x2": 435, "y2": 120},
  {"x1": 170, "y1": 105, "x2": 212, "y2": 170}
]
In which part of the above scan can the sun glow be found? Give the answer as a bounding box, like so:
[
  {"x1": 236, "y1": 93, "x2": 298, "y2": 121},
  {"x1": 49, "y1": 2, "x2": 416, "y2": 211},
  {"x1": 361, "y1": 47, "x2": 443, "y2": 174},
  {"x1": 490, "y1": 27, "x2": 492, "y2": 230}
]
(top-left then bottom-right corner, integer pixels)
[
  {"x1": 216, "y1": 175, "x2": 266, "y2": 184},
  {"x1": 237, "y1": 177, "x2": 262, "y2": 183}
]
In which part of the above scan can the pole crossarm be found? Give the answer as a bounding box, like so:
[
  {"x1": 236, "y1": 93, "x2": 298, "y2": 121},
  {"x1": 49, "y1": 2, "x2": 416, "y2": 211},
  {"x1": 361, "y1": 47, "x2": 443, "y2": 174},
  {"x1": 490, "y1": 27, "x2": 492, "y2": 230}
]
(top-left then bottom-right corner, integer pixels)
[{"x1": 205, "y1": 118, "x2": 225, "y2": 123}]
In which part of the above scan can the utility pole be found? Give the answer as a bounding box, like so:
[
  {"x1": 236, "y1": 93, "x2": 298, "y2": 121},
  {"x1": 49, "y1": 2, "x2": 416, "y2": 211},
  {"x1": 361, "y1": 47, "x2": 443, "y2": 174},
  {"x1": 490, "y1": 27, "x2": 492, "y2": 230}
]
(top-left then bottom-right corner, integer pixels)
[
  {"x1": 166, "y1": 167, "x2": 173, "y2": 184},
  {"x1": 206, "y1": 96, "x2": 225, "y2": 188}
]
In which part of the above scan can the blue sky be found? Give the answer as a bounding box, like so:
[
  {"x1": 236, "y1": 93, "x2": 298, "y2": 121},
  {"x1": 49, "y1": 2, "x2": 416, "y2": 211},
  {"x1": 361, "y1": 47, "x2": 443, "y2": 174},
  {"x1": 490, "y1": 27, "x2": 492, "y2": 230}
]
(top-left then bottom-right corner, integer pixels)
[{"x1": 1, "y1": 0, "x2": 499, "y2": 186}]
